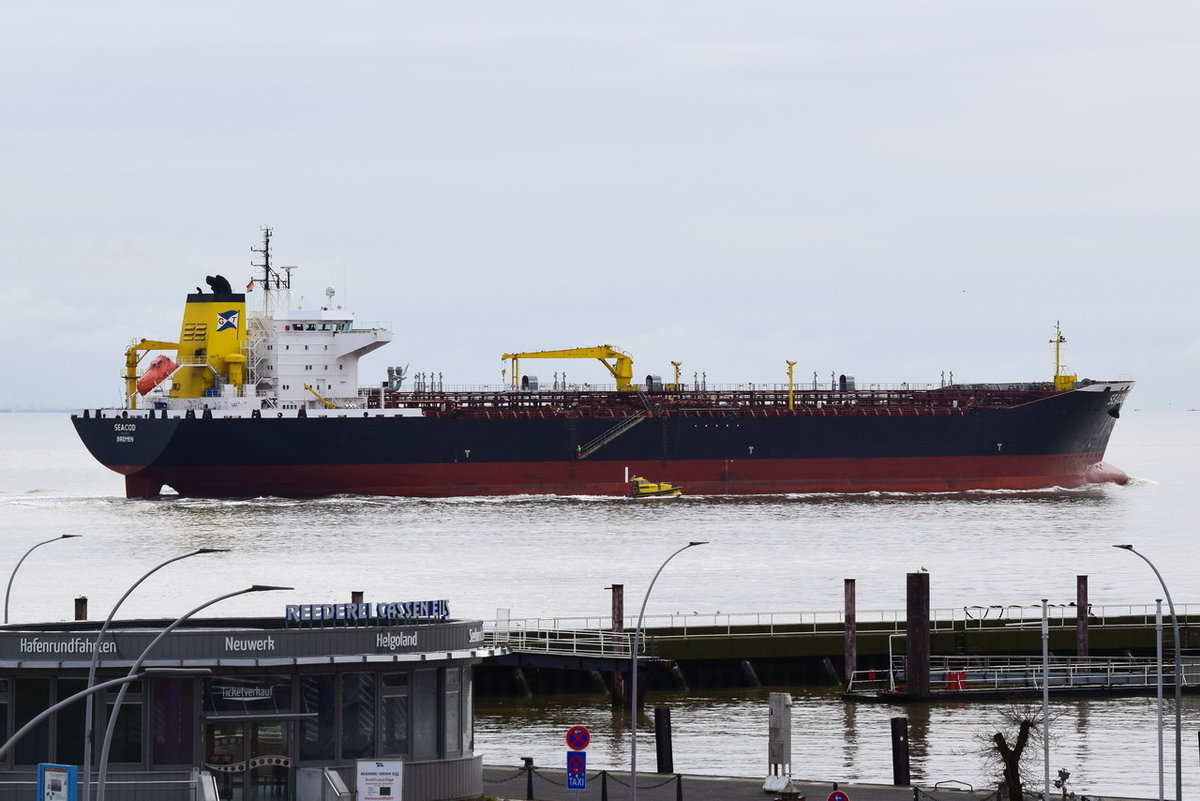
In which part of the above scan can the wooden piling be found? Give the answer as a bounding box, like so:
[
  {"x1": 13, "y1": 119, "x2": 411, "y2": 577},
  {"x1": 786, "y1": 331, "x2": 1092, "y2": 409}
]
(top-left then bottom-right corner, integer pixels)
[
  {"x1": 610, "y1": 583, "x2": 626, "y2": 704},
  {"x1": 654, "y1": 707, "x2": 674, "y2": 774},
  {"x1": 844, "y1": 578, "x2": 857, "y2": 684},
  {"x1": 1077, "y1": 575, "x2": 1089, "y2": 657},
  {"x1": 905, "y1": 572, "x2": 930, "y2": 697}
]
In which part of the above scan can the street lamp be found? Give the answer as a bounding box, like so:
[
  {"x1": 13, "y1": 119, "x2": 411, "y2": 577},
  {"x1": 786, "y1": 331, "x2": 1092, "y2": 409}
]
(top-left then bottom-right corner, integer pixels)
[
  {"x1": 4, "y1": 534, "x2": 82, "y2": 623},
  {"x1": 1042, "y1": 599, "x2": 1050, "y2": 801},
  {"x1": 95, "y1": 584, "x2": 292, "y2": 801},
  {"x1": 1114, "y1": 544, "x2": 1181, "y2": 801},
  {"x1": 81, "y1": 548, "x2": 229, "y2": 801},
  {"x1": 630, "y1": 541, "x2": 707, "y2": 801}
]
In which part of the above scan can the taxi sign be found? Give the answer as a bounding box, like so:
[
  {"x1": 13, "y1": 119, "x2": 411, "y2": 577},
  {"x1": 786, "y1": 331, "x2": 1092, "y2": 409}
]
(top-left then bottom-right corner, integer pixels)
[{"x1": 567, "y1": 751, "x2": 587, "y2": 789}]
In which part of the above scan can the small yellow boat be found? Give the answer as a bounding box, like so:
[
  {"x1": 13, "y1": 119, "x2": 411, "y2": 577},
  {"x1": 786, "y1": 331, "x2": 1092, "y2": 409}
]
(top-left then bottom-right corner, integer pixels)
[{"x1": 627, "y1": 475, "x2": 683, "y2": 499}]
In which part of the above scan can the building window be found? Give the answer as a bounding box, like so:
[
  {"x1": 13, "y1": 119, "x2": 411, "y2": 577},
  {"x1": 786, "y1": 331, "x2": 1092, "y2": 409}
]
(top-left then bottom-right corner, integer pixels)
[
  {"x1": 341, "y1": 673, "x2": 375, "y2": 760},
  {"x1": 152, "y1": 677, "x2": 195, "y2": 766},
  {"x1": 57, "y1": 678, "x2": 87, "y2": 765},
  {"x1": 443, "y1": 669, "x2": 461, "y2": 756},
  {"x1": 412, "y1": 669, "x2": 437, "y2": 759},
  {"x1": 381, "y1": 673, "x2": 409, "y2": 756},
  {"x1": 0, "y1": 678, "x2": 9, "y2": 743},
  {"x1": 299, "y1": 675, "x2": 335, "y2": 762},
  {"x1": 107, "y1": 680, "x2": 144, "y2": 764},
  {"x1": 14, "y1": 678, "x2": 50, "y2": 764},
  {"x1": 462, "y1": 666, "x2": 474, "y2": 754}
]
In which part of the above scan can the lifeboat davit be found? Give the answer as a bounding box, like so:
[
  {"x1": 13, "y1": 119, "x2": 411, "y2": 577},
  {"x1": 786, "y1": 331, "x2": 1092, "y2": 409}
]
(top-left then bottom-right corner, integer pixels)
[{"x1": 136, "y1": 355, "x2": 178, "y2": 395}]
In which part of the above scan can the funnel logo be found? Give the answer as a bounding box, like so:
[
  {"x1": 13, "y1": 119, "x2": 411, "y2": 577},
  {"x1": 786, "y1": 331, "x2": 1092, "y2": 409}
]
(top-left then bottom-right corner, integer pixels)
[{"x1": 216, "y1": 310, "x2": 239, "y2": 332}]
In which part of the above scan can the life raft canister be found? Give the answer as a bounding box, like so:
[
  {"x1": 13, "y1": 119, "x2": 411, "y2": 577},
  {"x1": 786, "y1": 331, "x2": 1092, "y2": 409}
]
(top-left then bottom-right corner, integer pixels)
[{"x1": 136, "y1": 355, "x2": 178, "y2": 395}]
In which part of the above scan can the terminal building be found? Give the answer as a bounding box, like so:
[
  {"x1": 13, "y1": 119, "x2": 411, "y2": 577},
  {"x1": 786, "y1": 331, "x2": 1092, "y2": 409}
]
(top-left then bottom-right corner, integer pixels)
[{"x1": 0, "y1": 597, "x2": 500, "y2": 801}]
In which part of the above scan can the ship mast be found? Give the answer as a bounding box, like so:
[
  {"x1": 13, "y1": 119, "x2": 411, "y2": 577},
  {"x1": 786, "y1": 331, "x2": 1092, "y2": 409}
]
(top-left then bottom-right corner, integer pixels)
[
  {"x1": 250, "y1": 226, "x2": 294, "y2": 317},
  {"x1": 1050, "y1": 321, "x2": 1076, "y2": 391}
]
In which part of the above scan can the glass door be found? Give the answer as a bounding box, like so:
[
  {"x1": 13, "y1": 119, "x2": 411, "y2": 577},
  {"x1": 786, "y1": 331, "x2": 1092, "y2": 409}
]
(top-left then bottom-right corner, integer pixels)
[
  {"x1": 204, "y1": 722, "x2": 244, "y2": 800},
  {"x1": 249, "y1": 721, "x2": 289, "y2": 799},
  {"x1": 204, "y1": 721, "x2": 291, "y2": 801}
]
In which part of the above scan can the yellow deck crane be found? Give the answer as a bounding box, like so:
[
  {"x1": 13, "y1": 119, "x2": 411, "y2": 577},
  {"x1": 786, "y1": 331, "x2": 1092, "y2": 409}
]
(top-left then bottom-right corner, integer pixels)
[
  {"x1": 501, "y1": 346, "x2": 637, "y2": 392},
  {"x1": 304, "y1": 383, "x2": 337, "y2": 409}
]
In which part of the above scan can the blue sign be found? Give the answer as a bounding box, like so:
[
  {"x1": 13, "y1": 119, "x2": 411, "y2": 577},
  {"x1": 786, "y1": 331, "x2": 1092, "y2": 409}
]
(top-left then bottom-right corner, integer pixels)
[
  {"x1": 566, "y1": 751, "x2": 587, "y2": 790},
  {"x1": 38, "y1": 763, "x2": 78, "y2": 801}
]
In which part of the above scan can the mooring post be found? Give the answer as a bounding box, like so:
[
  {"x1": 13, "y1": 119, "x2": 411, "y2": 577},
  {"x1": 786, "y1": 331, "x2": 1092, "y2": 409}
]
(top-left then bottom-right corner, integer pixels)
[
  {"x1": 844, "y1": 578, "x2": 857, "y2": 684},
  {"x1": 1076, "y1": 575, "x2": 1089, "y2": 657},
  {"x1": 522, "y1": 756, "x2": 533, "y2": 800},
  {"x1": 609, "y1": 583, "x2": 625, "y2": 704},
  {"x1": 655, "y1": 707, "x2": 674, "y2": 773},
  {"x1": 891, "y1": 716, "x2": 911, "y2": 785},
  {"x1": 906, "y1": 572, "x2": 931, "y2": 697}
]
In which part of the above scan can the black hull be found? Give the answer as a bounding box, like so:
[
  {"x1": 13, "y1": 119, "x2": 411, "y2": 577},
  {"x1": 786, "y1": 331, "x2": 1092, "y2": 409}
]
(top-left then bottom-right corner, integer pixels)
[{"x1": 72, "y1": 383, "x2": 1131, "y2": 498}]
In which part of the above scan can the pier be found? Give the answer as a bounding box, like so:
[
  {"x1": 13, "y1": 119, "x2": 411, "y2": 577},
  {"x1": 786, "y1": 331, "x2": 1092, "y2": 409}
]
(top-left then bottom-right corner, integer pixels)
[{"x1": 477, "y1": 602, "x2": 1200, "y2": 698}]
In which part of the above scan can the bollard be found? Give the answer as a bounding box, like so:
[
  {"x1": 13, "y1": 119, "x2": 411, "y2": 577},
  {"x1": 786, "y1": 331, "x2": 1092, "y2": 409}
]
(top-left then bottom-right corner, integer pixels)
[
  {"x1": 891, "y1": 716, "x2": 911, "y2": 785},
  {"x1": 521, "y1": 756, "x2": 534, "y2": 800},
  {"x1": 655, "y1": 707, "x2": 674, "y2": 774}
]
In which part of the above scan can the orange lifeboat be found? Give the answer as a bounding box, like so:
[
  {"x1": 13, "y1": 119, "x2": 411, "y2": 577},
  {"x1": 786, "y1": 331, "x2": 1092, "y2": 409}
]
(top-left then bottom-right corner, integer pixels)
[{"x1": 136, "y1": 355, "x2": 178, "y2": 395}]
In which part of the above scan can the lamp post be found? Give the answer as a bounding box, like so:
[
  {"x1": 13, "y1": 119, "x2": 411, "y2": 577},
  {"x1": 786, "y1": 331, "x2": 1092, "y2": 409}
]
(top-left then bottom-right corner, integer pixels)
[
  {"x1": 4, "y1": 534, "x2": 82, "y2": 623},
  {"x1": 630, "y1": 541, "x2": 706, "y2": 801},
  {"x1": 1114, "y1": 544, "x2": 1181, "y2": 801},
  {"x1": 1157, "y1": 599, "x2": 1165, "y2": 801},
  {"x1": 81, "y1": 548, "x2": 229, "y2": 801},
  {"x1": 1042, "y1": 599, "x2": 1050, "y2": 801},
  {"x1": 95, "y1": 584, "x2": 292, "y2": 801}
]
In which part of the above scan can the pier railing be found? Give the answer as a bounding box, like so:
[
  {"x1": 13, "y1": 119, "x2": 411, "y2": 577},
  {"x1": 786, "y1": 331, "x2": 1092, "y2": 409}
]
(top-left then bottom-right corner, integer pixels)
[
  {"x1": 485, "y1": 602, "x2": 1198, "y2": 640},
  {"x1": 846, "y1": 654, "x2": 1183, "y2": 695},
  {"x1": 486, "y1": 625, "x2": 637, "y2": 658}
]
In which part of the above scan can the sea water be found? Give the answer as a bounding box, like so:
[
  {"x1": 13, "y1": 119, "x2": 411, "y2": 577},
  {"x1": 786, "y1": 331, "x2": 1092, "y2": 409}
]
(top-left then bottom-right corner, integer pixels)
[{"x1": 1, "y1": 409, "x2": 1198, "y2": 797}]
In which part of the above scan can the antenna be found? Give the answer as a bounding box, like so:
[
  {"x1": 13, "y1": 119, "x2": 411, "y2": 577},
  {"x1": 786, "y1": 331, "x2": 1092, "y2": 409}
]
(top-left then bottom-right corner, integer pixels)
[
  {"x1": 250, "y1": 227, "x2": 274, "y2": 289},
  {"x1": 1050, "y1": 321, "x2": 1066, "y2": 378}
]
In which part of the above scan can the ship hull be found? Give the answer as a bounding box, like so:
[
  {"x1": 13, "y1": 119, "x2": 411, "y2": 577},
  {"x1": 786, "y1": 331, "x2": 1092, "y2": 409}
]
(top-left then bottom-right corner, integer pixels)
[{"x1": 73, "y1": 382, "x2": 1132, "y2": 499}]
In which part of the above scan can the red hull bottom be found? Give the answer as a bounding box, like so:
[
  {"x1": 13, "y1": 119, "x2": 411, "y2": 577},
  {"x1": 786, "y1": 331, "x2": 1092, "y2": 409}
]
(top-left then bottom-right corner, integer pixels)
[{"x1": 119, "y1": 454, "x2": 1128, "y2": 499}]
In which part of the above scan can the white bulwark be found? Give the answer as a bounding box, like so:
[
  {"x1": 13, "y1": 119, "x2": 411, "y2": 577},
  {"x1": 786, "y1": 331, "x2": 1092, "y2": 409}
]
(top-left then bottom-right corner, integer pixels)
[{"x1": 0, "y1": 607, "x2": 503, "y2": 801}]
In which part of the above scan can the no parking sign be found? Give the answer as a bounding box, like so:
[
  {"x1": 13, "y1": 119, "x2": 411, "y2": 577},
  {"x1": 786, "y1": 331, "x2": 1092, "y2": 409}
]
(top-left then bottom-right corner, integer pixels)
[{"x1": 566, "y1": 725, "x2": 590, "y2": 790}]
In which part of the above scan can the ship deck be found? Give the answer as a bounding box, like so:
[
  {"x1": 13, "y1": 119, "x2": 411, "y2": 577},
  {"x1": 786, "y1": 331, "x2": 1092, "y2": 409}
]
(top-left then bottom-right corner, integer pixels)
[{"x1": 362, "y1": 384, "x2": 1062, "y2": 418}]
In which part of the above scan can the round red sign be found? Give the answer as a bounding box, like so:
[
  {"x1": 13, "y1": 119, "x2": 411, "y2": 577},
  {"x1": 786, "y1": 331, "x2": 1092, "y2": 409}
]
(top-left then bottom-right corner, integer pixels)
[{"x1": 566, "y1": 725, "x2": 591, "y2": 750}]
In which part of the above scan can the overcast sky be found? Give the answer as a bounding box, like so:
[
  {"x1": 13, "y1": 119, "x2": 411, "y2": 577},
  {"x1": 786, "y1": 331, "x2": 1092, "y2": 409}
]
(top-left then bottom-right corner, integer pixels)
[{"x1": 3, "y1": 1, "x2": 1196, "y2": 413}]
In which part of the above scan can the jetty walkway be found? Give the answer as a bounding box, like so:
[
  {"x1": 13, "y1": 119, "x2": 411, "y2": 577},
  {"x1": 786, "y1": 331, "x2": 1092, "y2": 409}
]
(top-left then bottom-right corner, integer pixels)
[{"x1": 479, "y1": 603, "x2": 1200, "y2": 696}]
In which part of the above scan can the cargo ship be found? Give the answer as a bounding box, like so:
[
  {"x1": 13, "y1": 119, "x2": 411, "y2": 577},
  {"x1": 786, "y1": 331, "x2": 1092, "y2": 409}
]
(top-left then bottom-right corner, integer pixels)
[{"x1": 72, "y1": 231, "x2": 1133, "y2": 499}]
